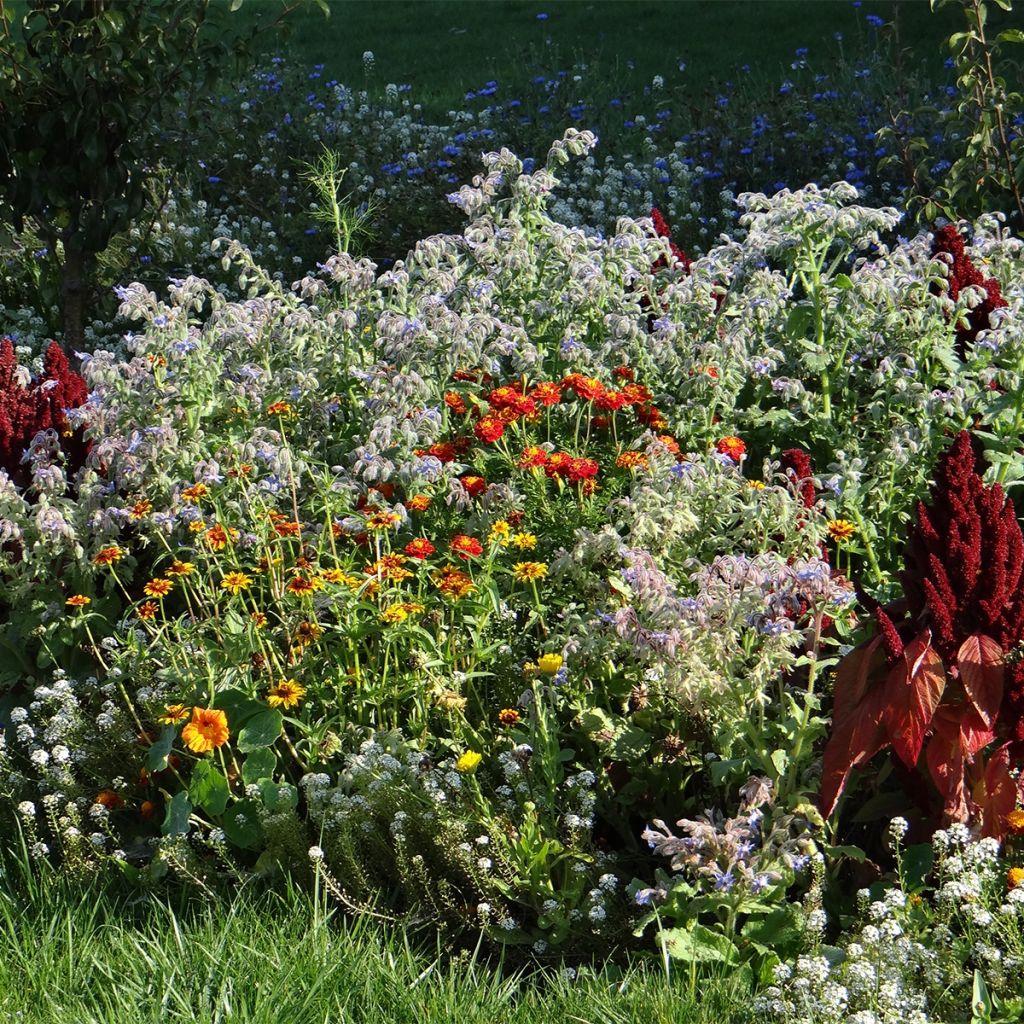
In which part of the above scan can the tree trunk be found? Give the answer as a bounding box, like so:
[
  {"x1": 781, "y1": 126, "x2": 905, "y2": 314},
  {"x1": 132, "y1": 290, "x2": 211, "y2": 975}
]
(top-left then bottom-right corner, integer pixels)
[{"x1": 61, "y1": 248, "x2": 90, "y2": 352}]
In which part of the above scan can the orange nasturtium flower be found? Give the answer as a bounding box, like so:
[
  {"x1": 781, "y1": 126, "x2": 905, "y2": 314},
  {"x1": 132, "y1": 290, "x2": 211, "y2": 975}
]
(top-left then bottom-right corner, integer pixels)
[{"x1": 181, "y1": 707, "x2": 230, "y2": 754}]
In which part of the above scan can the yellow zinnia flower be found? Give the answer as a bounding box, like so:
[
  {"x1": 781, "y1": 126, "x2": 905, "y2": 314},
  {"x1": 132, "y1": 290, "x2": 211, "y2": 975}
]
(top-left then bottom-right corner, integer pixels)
[
  {"x1": 267, "y1": 679, "x2": 306, "y2": 709},
  {"x1": 537, "y1": 653, "x2": 563, "y2": 675},
  {"x1": 513, "y1": 561, "x2": 548, "y2": 583},
  {"x1": 827, "y1": 519, "x2": 857, "y2": 543},
  {"x1": 220, "y1": 572, "x2": 253, "y2": 595}
]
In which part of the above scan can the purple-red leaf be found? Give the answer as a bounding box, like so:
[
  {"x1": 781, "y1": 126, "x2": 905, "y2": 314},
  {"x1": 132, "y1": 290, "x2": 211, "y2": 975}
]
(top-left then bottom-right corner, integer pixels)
[
  {"x1": 958, "y1": 634, "x2": 1004, "y2": 730},
  {"x1": 972, "y1": 744, "x2": 1016, "y2": 839},
  {"x1": 926, "y1": 706, "x2": 970, "y2": 823},
  {"x1": 882, "y1": 630, "x2": 946, "y2": 769}
]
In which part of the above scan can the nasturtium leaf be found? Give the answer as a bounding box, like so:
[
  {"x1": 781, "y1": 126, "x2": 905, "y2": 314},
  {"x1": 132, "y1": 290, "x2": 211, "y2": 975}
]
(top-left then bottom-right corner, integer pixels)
[
  {"x1": 660, "y1": 924, "x2": 739, "y2": 965},
  {"x1": 188, "y1": 760, "x2": 230, "y2": 816},
  {"x1": 237, "y1": 709, "x2": 283, "y2": 751},
  {"x1": 146, "y1": 725, "x2": 177, "y2": 772},
  {"x1": 213, "y1": 688, "x2": 266, "y2": 730},
  {"x1": 241, "y1": 747, "x2": 276, "y2": 784},
  {"x1": 161, "y1": 791, "x2": 191, "y2": 836},
  {"x1": 222, "y1": 799, "x2": 263, "y2": 850}
]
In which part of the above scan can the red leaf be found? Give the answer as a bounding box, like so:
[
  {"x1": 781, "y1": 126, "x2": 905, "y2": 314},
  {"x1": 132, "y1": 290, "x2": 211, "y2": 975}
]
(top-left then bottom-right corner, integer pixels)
[
  {"x1": 926, "y1": 706, "x2": 969, "y2": 822},
  {"x1": 972, "y1": 744, "x2": 1016, "y2": 838},
  {"x1": 883, "y1": 630, "x2": 946, "y2": 769},
  {"x1": 958, "y1": 634, "x2": 1004, "y2": 730},
  {"x1": 820, "y1": 636, "x2": 889, "y2": 817}
]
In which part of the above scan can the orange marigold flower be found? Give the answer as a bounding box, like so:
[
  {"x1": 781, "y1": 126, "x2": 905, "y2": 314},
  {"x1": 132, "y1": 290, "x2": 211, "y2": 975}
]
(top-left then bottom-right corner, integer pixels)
[
  {"x1": 144, "y1": 578, "x2": 173, "y2": 599},
  {"x1": 181, "y1": 483, "x2": 208, "y2": 503},
  {"x1": 498, "y1": 708, "x2": 521, "y2": 727},
  {"x1": 716, "y1": 436, "x2": 746, "y2": 461},
  {"x1": 167, "y1": 560, "x2": 195, "y2": 577},
  {"x1": 616, "y1": 451, "x2": 649, "y2": 470},
  {"x1": 274, "y1": 520, "x2": 302, "y2": 538},
  {"x1": 530, "y1": 381, "x2": 562, "y2": 406},
  {"x1": 426, "y1": 442, "x2": 458, "y2": 463},
  {"x1": 94, "y1": 790, "x2": 122, "y2": 810},
  {"x1": 266, "y1": 401, "x2": 293, "y2": 417},
  {"x1": 496, "y1": 406, "x2": 520, "y2": 425},
  {"x1": 474, "y1": 416, "x2": 505, "y2": 444},
  {"x1": 1007, "y1": 809, "x2": 1024, "y2": 835},
  {"x1": 487, "y1": 385, "x2": 523, "y2": 409},
  {"x1": 444, "y1": 391, "x2": 469, "y2": 415},
  {"x1": 137, "y1": 601, "x2": 159, "y2": 621},
  {"x1": 227, "y1": 463, "x2": 253, "y2": 478},
  {"x1": 1009, "y1": 867, "x2": 1024, "y2": 889},
  {"x1": 129, "y1": 499, "x2": 152, "y2": 520},
  {"x1": 621, "y1": 383, "x2": 652, "y2": 405},
  {"x1": 518, "y1": 445, "x2": 549, "y2": 469},
  {"x1": 563, "y1": 374, "x2": 605, "y2": 402},
  {"x1": 637, "y1": 405, "x2": 667, "y2": 429},
  {"x1": 613, "y1": 366, "x2": 635, "y2": 381},
  {"x1": 405, "y1": 494, "x2": 432, "y2": 512},
  {"x1": 267, "y1": 678, "x2": 306, "y2": 709},
  {"x1": 159, "y1": 704, "x2": 191, "y2": 725},
  {"x1": 451, "y1": 534, "x2": 483, "y2": 559},
  {"x1": 405, "y1": 538, "x2": 436, "y2": 559},
  {"x1": 92, "y1": 545, "x2": 125, "y2": 566},
  {"x1": 657, "y1": 435, "x2": 681, "y2": 455},
  {"x1": 460, "y1": 474, "x2": 487, "y2": 497},
  {"x1": 220, "y1": 572, "x2": 252, "y2": 595},
  {"x1": 181, "y1": 707, "x2": 230, "y2": 754},
  {"x1": 65, "y1": 594, "x2": 91, "y2": 608}
]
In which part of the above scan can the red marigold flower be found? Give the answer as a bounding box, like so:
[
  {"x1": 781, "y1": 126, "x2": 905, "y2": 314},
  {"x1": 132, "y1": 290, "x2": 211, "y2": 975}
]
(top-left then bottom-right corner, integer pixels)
[
  {"x1": 636, "y1": 405, "x2": 666, "y2": 429},
  {"x1": 487, "y1": 384, "x2": 523, "y2": 409},
  {"x1": 530, "y1": 381, "x2": 562, "y2": 406},
  {"x1": 405, "y1": 538, "x2": 436, "y2": 559},
  {"x1": 545, "y1": 452, "x2": 573, "y2": 478},
  {"x1": 595, "y1": 389, "x2": 627, "y2": 412},
  {"x1": 427, "y1": 442, "x2": 458, "y2": 463},
  {"x1": 405, "y1": 494, "x2": 432, "y2": 512},
  {"x1": 518, "y1": 445, "x2": 549, "y2": 469},
  {"x1": 716, "y1": 436, "x2": 746, "y2": 461},
  {"x1": 459, "y1": 474, "x2": 488, "y2": 497},
  {"x1": 444, "y1": 391, "x2": 468, "y2": 415},
  {"x1": 474, "y1": 416, "x2": 505, "y2": 444},
  {"x1": 450, "y1": 534, "x2": 483, "y2": 559},
  {"x1": 562, "y1": 374, "x2": 605, "y2": 402},
  {"x1": 613, "y1": 366, "x2": 635, "y2": 381},
  {"x1": 621, "y1": 383, "x2": 652, "y2": 406},
  {"x1": 567, "y1": 457, "x2": 599, "y2": 482},
  {"x1": 513, "y1": 395, "x2": 537, "y2": 417}
]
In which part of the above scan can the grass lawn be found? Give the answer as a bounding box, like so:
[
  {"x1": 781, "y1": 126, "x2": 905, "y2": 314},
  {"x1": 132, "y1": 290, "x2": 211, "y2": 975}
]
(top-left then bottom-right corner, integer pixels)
[
  {"x1": 237, "y1": 0, "x2": 964, "y2": 109},
  {"x1": 0, "y1": 857, "x2": 752, "y2": 1024}
]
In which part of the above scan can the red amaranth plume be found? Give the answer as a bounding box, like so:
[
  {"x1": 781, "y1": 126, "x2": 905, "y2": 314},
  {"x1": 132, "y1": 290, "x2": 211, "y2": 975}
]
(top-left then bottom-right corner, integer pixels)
[
  {"x1": 901, "y1": 431, "x2": 1024, "y2": 740},
  {"x1": 651, "y1": 207, "x2": 692, "y2": 273},
  {"x1": 931, "y1": 225, "x2": 1008, "y2": 356},
  {"x1": 780, "y1": 447, "x2": 816, "y2": 509},
  {"x1": 0, "y1": 338, "x2": 91, "y2": 489}
]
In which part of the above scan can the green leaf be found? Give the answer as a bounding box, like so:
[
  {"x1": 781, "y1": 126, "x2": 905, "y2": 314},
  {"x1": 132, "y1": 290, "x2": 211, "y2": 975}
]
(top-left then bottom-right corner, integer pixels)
[
  {"x1": 237, "y1": 708, "x2": 283, "y2": 751},
  {"x1": 259, "y1": 778, "x2": 298, "y2": 811},
  {"x1": 660, "y1": 924, "x2": 740, "y2": 965},
  {"x1": 241, "y1": 747, "x2": 276, "y2": 784},
  {"x1": 161, "y1": 791, "x2": 192, "y2": 836},
  {"x1": 741, "y1": 906, "x2": 805, "y2": 954},
  {"x1": 146, "y1": 725, "x2": 177, "y2": 772},
  {"x1": 188, "y1": 760, "x2": 230, "y2": 816},
  {"x1": 902, "y1": 843, "x2": 935, "y2": 891},
  {"x1": 214, "y1": 688, "x2": 268, "y2": 730},
  {"x1": 222, "y1": 799, "x2": 263, "y2": 850}
]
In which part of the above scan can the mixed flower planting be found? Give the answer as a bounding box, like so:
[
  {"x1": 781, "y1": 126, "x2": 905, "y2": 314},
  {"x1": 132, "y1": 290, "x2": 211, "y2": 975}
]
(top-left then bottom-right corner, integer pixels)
[{"x1": 2, "y1": 25, "x2": 1024, "y2": 1015}]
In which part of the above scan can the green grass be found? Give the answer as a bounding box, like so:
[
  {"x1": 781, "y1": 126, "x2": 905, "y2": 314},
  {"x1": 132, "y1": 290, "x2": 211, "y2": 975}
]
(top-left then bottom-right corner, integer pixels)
[
  {"x1": 0, "y1": 858, "x2": 752, "y2": 1024},
  {"x1": 236, "y1": 0, "x2": 964, "y2": 110}
]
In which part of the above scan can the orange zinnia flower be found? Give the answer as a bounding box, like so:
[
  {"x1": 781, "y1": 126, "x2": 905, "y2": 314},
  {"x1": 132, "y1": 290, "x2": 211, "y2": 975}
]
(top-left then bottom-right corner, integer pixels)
[
  {"x1": 181, "y1": 707, "x2": 230, "y2": 754},
  {"x1": 181, "y1": 483, "x2": 209, "y2": 503},
  {"x1": 144, "y1": 578, "x2": 173, "y2": 599},
  {"x1": 92, "y1": 545, "x2": 124, "y2": 566},
  {"x1": 137, "y1": 601, "x2": 159, "y2": 621},
  {"x1": 405, "y1": 494, "x2": 432, "y2": 512},
  {"x1": 167, "y1": 560, "x2": 196, "y2": 577},
  {"x1": 65, "y1": 594, "x2": 91, "y2": 608},
  {"x1": 129, "y1": 499, "x2": 152, "y2": 520}
]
